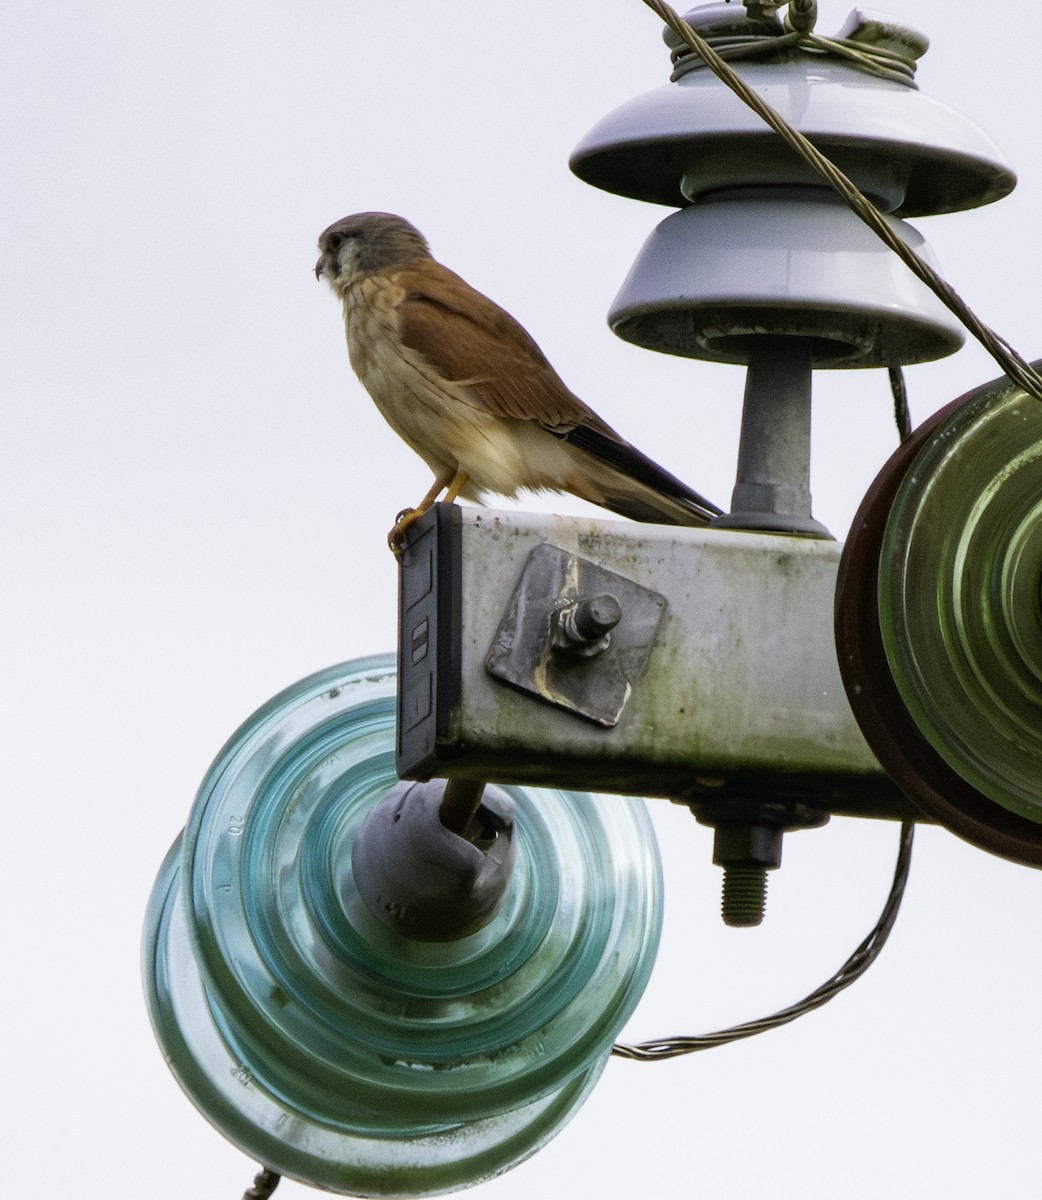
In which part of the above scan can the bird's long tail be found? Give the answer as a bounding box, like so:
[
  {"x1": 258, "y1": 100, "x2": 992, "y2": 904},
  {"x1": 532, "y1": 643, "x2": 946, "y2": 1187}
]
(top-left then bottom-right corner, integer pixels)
[{"x1": 562, "y1": 425, "x2": 723, "y2": 526}]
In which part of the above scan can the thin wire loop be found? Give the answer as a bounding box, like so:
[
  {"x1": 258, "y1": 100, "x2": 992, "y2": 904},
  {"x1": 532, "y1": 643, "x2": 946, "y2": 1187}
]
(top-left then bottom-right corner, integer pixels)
[
  {"x1": 670, "y1": 0, "x2": 916, "y2": 86},
  {"x1": 612, "y1": 820, "x2": 914, "y2": 1060},
  {"x1": 783, "y1": 0, "x2": 817, "y2": 35},
  {"x1": 645, "y1": 0, "x2": 1042, "y2": 403}
]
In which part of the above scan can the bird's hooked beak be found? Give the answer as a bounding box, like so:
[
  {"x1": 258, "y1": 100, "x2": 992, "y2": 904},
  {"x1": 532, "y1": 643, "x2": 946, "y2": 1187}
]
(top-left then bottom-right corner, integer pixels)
[{"x1": 314, "y1": 254, "x2": 327, "y2": 282}]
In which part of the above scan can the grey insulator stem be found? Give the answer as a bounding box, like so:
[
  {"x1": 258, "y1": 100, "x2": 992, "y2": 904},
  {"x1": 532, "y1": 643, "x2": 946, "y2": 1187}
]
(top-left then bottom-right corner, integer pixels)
[{"x1": 713, "y1": 335, "x2": 832, "y2": 538}]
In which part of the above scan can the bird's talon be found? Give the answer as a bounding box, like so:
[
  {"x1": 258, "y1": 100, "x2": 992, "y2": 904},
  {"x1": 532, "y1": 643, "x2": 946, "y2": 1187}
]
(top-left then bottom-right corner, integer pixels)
[{"x1": 388, "y1": 507, "x2": 423, "y2": 557}]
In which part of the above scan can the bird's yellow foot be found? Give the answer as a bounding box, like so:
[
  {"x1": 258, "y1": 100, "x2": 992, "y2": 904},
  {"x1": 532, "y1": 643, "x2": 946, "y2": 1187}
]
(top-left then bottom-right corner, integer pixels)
[
  {"x1": 387, "y1": 470, "x2": 468, "y2": 557},
  {"x1": 388, "y1": 507, "x2": 425, "y2": 557}
]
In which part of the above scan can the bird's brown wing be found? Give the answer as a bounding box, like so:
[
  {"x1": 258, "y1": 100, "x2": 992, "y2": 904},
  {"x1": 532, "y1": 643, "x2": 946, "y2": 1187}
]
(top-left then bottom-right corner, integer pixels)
[
  {"x1": 390, "y1": 261, "x2": 618, "y2": 436},
  {"x1": 390, "y1": 260, "x2": 722, "y2": 524}
]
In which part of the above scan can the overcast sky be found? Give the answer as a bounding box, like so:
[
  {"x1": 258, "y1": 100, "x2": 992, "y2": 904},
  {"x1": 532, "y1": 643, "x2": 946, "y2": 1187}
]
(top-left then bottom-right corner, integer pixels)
[{"x1": 5, "y1": 2, "x2": 1042, "y2": 1197}]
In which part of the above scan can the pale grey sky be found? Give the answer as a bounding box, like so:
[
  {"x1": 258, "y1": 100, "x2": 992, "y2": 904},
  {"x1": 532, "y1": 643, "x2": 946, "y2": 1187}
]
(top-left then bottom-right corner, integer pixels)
[{"x1": 4, "y1": 2, "x2": 1042, "y2": 1197}]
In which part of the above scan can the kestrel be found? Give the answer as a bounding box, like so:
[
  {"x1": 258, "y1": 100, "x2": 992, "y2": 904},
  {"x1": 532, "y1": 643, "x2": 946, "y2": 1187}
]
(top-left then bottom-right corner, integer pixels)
[{"x1": 315, "y1": 212, "x2": 721, "y2": 549}]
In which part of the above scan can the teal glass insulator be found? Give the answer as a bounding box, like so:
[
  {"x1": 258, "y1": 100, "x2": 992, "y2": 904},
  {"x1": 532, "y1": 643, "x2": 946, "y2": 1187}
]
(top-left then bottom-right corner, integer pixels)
[{"x1": 143, "y1": 655, "x2": 663, "y2": 1197}]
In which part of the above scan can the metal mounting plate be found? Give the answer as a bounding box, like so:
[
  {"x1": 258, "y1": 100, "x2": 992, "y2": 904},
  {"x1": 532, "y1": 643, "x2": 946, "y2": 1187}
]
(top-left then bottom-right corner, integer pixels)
[{"x1": 486, "y1": 543, "x2": 667, "y2": 727}]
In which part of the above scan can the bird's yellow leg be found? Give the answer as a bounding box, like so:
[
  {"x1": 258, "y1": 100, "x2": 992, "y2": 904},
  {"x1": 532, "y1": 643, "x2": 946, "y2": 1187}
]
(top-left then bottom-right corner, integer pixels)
[
  {"x1": 442, "y1": 470, "x2": 470, "y2": 505},
  {"x1": 388, "y1": 470, "x2": 469, "y2": 554}
]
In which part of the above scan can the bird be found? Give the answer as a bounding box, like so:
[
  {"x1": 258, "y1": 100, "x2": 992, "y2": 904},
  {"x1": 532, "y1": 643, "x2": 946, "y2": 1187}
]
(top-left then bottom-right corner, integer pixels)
[{"x1": 314, "y1": 212, "x2": 722, "y2": 550}]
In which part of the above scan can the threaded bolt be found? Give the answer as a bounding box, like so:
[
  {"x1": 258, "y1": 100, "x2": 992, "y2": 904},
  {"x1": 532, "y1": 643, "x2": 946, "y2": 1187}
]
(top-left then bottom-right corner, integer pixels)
[
  {"x1": 554, "y1": 593, "x2": 622, "y2": 659},
  {"x1": 721, "y1": 865, "x2": 768, "y2": 927}
]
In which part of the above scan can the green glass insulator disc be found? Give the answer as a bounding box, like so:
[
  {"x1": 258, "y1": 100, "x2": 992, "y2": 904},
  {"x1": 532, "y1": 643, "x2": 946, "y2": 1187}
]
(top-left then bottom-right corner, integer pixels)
[{"x1": 879, "y1": 375, "x2": 1042, "y2": 822}]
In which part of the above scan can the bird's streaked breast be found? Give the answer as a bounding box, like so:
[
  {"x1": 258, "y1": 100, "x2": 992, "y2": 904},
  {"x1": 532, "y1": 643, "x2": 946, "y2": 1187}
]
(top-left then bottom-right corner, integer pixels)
[{"x1": 342, "y1": 275, "x2": 500, "y2": 482}]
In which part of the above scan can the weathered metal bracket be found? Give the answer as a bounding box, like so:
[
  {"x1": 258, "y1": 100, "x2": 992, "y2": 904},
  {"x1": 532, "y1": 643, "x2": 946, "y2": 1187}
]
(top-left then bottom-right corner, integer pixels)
[
  {"x1": 486, "y1": 543, "x2": 667, "y2": 727},
  {"x1": 396, "y1": 503, "x2": 920, "y2": 822}
]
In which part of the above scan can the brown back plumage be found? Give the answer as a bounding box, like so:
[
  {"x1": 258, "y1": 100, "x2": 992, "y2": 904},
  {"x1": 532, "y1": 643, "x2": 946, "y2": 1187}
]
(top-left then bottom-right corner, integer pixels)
[{"x1": 391, "y1": 261, "x2": 619, "y2": 437}]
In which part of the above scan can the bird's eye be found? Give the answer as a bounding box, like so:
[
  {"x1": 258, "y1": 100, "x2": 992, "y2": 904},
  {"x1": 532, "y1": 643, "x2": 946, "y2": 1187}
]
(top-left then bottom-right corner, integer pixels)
[{"x1": 320, "y1": 231, "x2": 344, "y2": 254}]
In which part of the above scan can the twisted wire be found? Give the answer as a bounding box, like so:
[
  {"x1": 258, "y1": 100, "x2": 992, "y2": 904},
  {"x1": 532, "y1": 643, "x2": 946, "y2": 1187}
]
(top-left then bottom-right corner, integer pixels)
[
  {"x1": 889, "y1": 367, "x2": 912, "y2": 441},
  {"x1": 612, "y1": 821, "x2": 914, "y2": 1060},
  {"x1": 242, "y1": 1167, "x2": 280, "y2": 1199}
]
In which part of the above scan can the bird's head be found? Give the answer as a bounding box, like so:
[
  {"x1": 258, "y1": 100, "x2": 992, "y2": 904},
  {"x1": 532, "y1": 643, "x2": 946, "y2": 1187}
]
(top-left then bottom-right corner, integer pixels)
[{"x1": 315, "y1": 212, "x2": 430, "y2": 295}]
